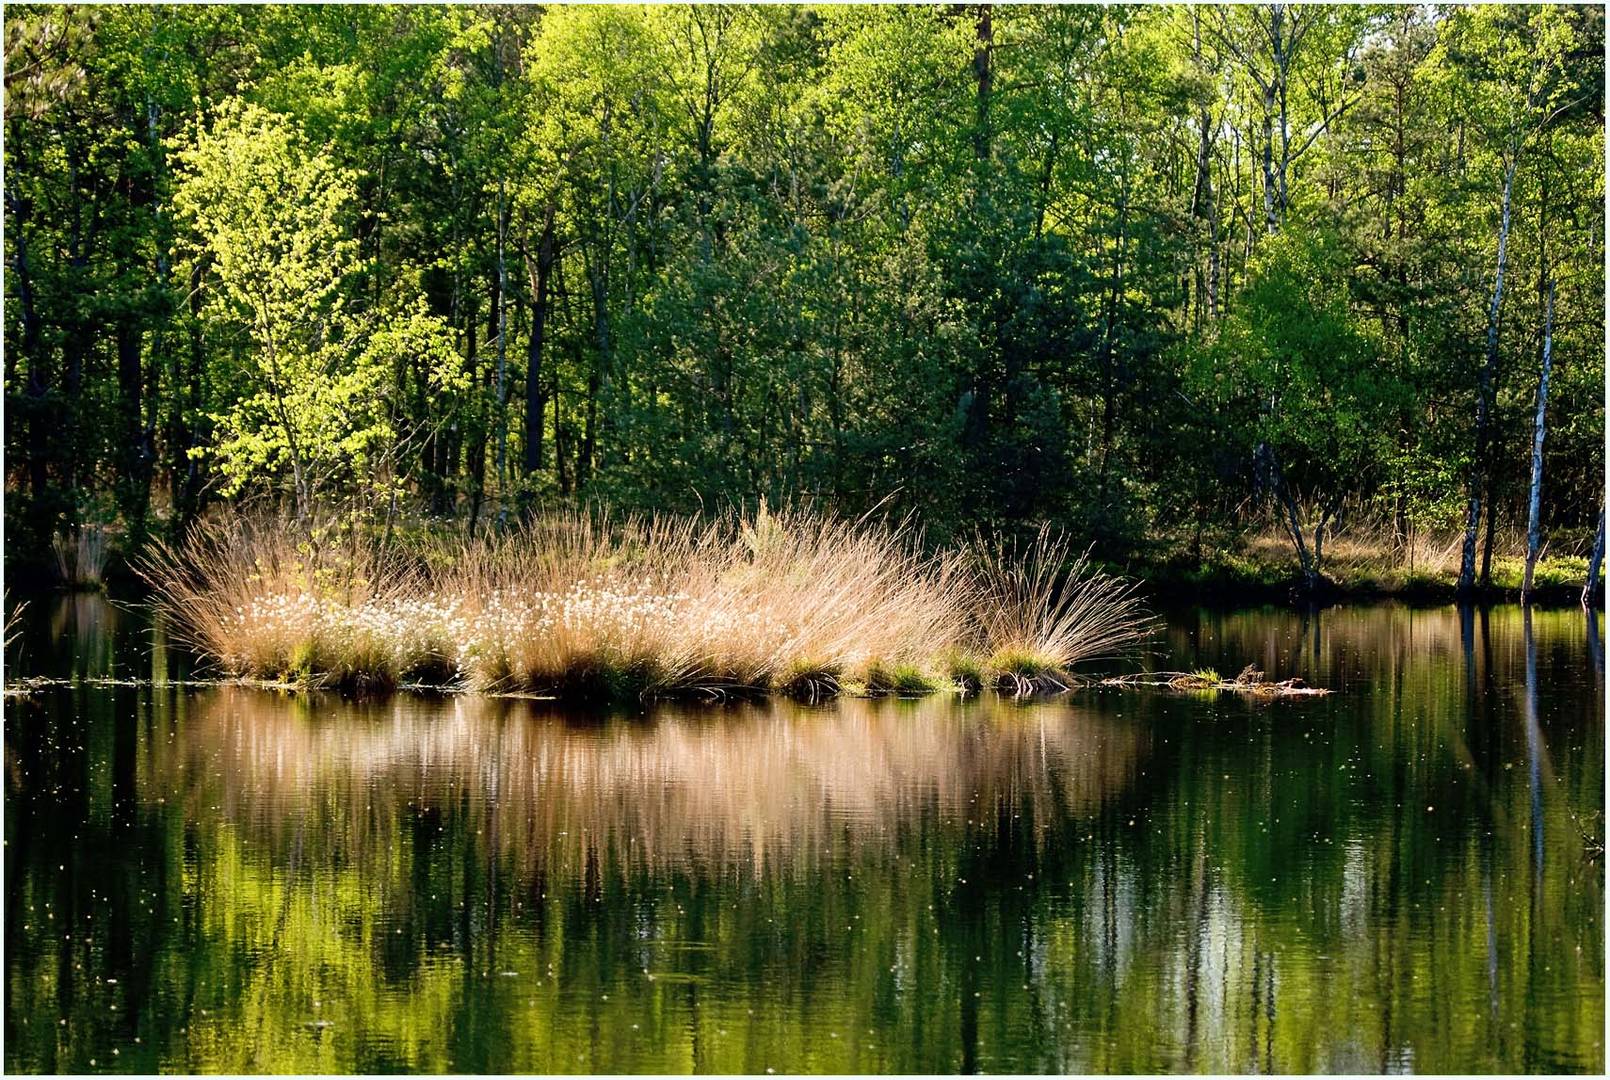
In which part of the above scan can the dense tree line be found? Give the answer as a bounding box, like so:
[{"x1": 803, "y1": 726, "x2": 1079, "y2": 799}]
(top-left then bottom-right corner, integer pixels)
[{"x1": 4, "y1": 4, "x2": 1604, "y2": 590}]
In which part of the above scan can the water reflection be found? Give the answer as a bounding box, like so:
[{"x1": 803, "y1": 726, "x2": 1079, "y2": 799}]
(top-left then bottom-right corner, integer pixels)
[
  {"x1": 4, "y1": 603, "x2": 1604, "y2": 1073},
  {"x1": 147, "y1": 691, "x2": 1147, "y2": 879}
]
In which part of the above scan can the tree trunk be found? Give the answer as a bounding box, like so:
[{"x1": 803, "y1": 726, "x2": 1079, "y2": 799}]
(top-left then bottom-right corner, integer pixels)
[
  {"x1": 7, "y1": 188, "x2": 53, "y2": 528},
  {"x1": 465, "y1": 297, "x2": 486, "y2": 538},
  {"x1": 1097, "y1": 170, "x2": 1129, "y2": 502},
  {"x1": 493, "y1": 186, "x2": 509, "y2": 518},
  {"x1": 1459, "y1": 156, "x2": 1515, "y2": 593},
  {"x1": 579, "y1": 244, "x2": 610, "y2": 488},
  {"x1": 523, "y1": 207, "x2": 556, "y2": 481},
  {"x1": 553, "y1": 376, "x2": 571, "y2": 497},
  {"x1": 60, "y1": 297, "x2": 93, "y2": 500},
  {"x1": 116, "y1": 316, "x2": 152, "y2": 534},
  {"x1": 173, "y1": 264, "x2": 208, "y2": 531},
  {"x1": 1480, "y1": 485, "x2": 1497, "y2": 589},
  {"x1": 972, "y1": 5, "x2": 993, "y2": 165},
  {"x1": 1191, "y1": 111, "x2": 1219, "y2": 324},
  {"x1": 1189, "y1": 11, "x2": 1219, "y2": 325},
  {"x1": 1584, "y1": 508, "x2": 1605, "y2": 609},
  {"x1": 1257, "y1": 441, "x2": 1319, "y2": 593},
  {"x1": 1259, "y1": 89, "x2": 1280, "y2": 234},
  {"x1": 1521, "y1": 280, "x2": 1554, "y2": 602}
]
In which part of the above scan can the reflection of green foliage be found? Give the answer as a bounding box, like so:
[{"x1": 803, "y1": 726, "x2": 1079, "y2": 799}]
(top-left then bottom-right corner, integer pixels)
[{"x1": 4, "y1": 605, "x2": 1603, "y2": 1073}]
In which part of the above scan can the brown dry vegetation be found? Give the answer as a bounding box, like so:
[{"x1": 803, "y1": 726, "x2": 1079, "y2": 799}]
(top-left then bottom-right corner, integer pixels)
[
  {"x1": 140, "y1": 505, "x2": 1153, "y2": 700},
  {"x1": 147, "y1": 688, "x2": 1148, "y2": 879}
]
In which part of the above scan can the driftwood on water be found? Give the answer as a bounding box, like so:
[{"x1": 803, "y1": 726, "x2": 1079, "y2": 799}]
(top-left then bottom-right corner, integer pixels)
[{"x1": 1098, "y1": 664, "x2": 1333, "y2": 697}]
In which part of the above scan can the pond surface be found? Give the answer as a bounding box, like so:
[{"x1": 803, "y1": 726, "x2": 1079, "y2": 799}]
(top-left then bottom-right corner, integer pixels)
[{"x1": 3, "y1": 597, "x2": 1603, "y2": 1073}]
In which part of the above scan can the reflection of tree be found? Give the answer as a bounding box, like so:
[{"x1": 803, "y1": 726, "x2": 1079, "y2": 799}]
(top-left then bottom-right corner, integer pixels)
[
  {"x1": 46, "y1": 593, "x2": 117, "y2": 679},
  {"x1": 1125, "y1": 604, "x2": 1603, "y2": 1071},
  {"x1": 1587, "y1": 605, "x2": 1604, "y2": 681}
]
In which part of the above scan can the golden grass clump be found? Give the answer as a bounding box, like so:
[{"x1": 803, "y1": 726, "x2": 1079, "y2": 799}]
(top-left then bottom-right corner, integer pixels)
[
  {"x1": 969, "y1": 524, "x2": 1152, "y2": 691},
  {"x1": 142, "y1": 506, "x2": 1154, "y2": 701},
  {"x1": 141, "y1": 518, "x2": 433, "y2": 690}
]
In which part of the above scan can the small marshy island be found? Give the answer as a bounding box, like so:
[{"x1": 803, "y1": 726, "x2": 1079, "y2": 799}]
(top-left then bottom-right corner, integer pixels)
[{"x1": 139, "y1": 504, "x2": 1172, "y2": 701}]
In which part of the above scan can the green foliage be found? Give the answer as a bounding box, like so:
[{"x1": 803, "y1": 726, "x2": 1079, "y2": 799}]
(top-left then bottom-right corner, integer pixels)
[
  {"x1": 1193, "y1": 228, "x2": 1397, "y2": 501},
  {"x1": 170, "y1": 100, "x2": 460, "y2": 518},
  {"x1": 2, "y1": 4, "x2": 1603, "y2": 587}
]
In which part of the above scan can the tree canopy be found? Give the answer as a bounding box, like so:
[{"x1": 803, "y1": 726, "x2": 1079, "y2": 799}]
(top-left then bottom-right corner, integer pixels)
[{"x1": 4, "y1": 3, "x2": 1604, "y2": 585}]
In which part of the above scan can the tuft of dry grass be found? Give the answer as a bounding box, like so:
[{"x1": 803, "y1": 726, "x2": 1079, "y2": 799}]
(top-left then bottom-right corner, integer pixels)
[
  {"x1": 53, "y1": 526, "x2": 110, "y2": 590},
  {"x1": 969, "y1": 525, "x2": 1153, "y2": 690},
  {"x1": 3, "y1": 595, "x2": 26, "y2": 657},
  {"x1": 142, "y1": 506, "x2": 1153, "y2": 701},
  {"x1": 140, "y1": 517, "x2": 426, "y2": 691}
]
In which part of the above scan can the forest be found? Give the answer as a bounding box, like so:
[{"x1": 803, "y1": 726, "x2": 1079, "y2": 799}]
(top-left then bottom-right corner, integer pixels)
[{"x1": 3, "y1": 3, "x2": 1606, "y2": 599}]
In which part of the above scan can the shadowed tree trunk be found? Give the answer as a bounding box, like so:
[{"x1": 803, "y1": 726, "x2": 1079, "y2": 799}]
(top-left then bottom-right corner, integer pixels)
[
  {"x1": 1097, "y1": 163, "x2": 1130, "y2": 505},
  {"x1": 522, "y1": 206, "x2": 556, "y2": 486},
  {"x1": 1255, "y1": 441, "x2": 1332, "y2": 595},
  {"x1": 1584, "y1": 507, "x2": 1605, "y2": 609},
  {"x1": 466, "y1": 293, "x2": 486, "y2": 538},
  {"x1": 115, "y1": 315, "x2": 152, "y2": 535},
  {"x1": 1460, "y1": 156, "x2": 1515, "y2": 593},
  {"x1": 961, "y1": 4, "x2": 996, "y2": 470},
  {"x1": 973, "y1": 5, "x2": 993, "y2": 164},
  {"x1": 6, "y1": 186, "x2": 53, "y2": 532},
  {"x1": 579, "y1": 243, "x2": 610, "y2": 488},
  {"x1": 493, "y1": 188, "x2": 510, "y2": 524},
  {"x1": 1188, "y1": 11, "x2": 1221, "y2": 328},
  {"x1": 1521, "y1": 280, "x2": 1554, "y2": 602},
  {"x1": 1480, "y1": 480, "x2": 1498, "y2": 588}
]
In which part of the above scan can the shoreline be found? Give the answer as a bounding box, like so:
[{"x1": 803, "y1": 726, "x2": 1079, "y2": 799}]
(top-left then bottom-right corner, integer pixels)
[
  {"x1": 1119, "y1": 554, "x2": 1600, "y2": 609},
  {"x1": 10, "y1": 554, "x2": 1602, "y2": 611}
]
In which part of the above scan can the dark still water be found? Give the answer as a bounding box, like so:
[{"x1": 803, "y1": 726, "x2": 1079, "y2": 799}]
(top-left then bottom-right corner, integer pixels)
[{"x1": 3, "y1": 598, "x2": 1603, "y2": 1073}]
